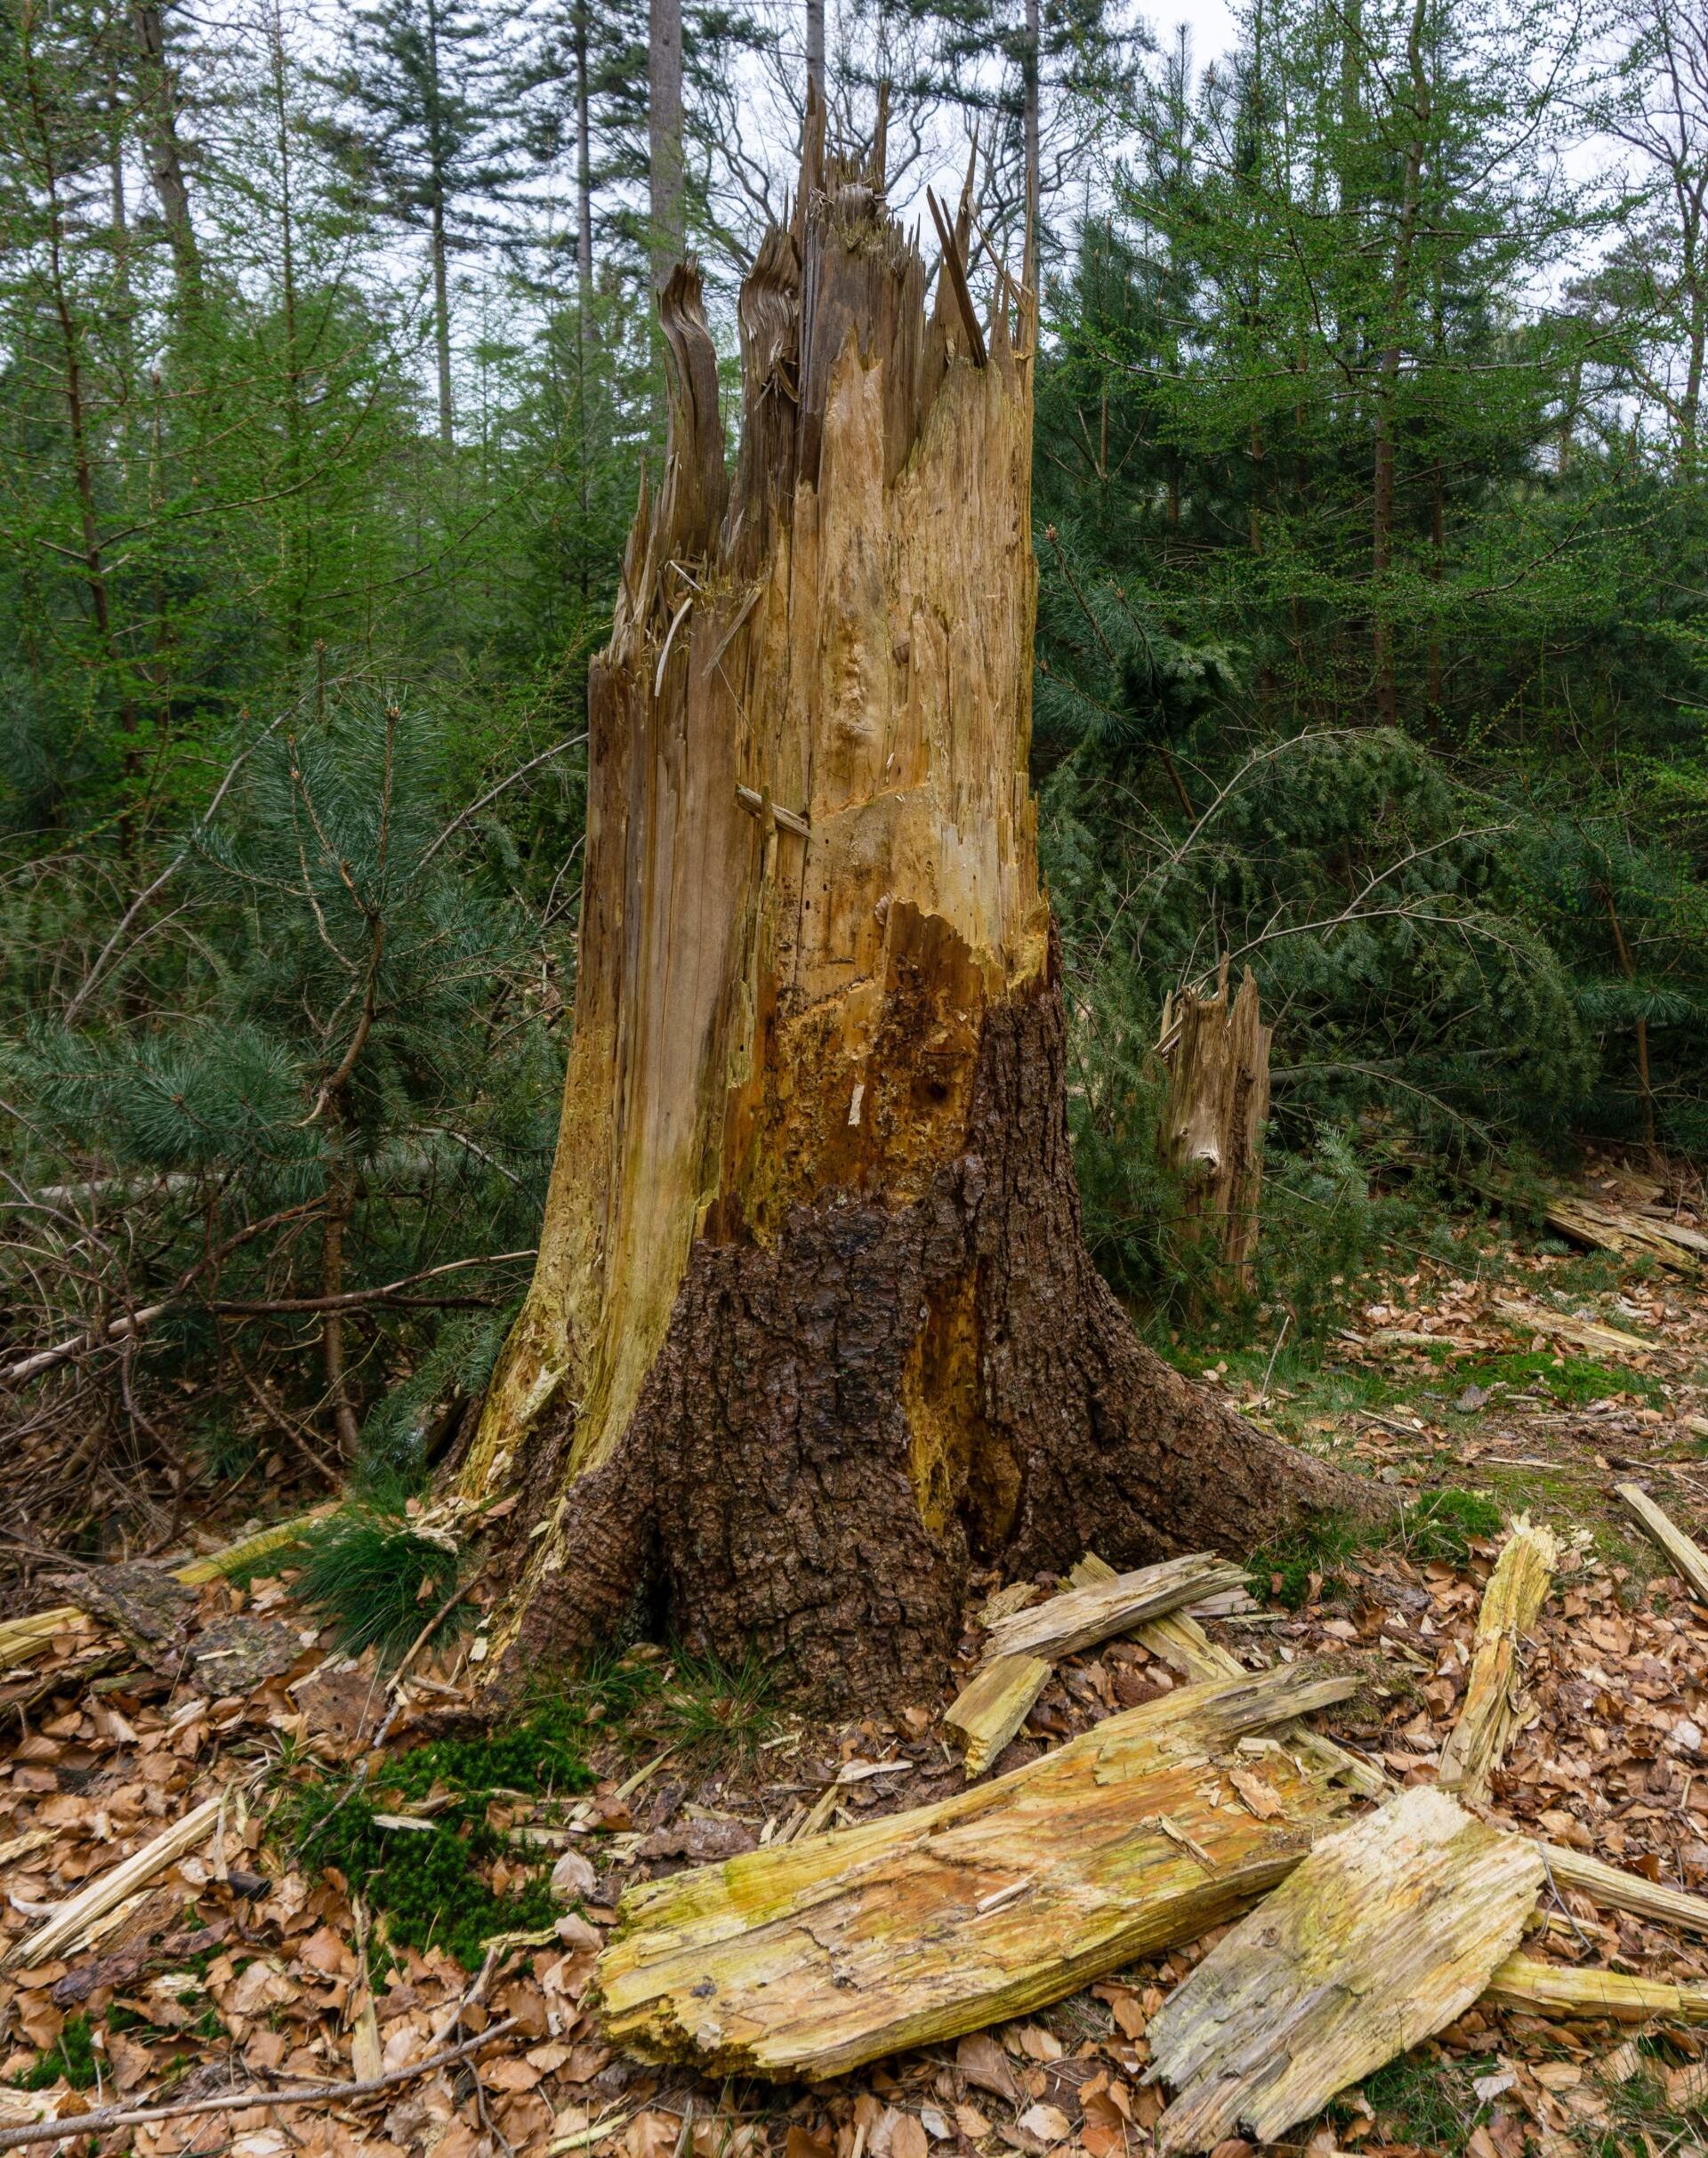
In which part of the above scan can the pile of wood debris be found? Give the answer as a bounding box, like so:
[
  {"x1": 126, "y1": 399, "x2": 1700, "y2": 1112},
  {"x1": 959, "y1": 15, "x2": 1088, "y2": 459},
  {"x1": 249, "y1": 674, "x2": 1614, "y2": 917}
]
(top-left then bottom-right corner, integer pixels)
[{"x1": 6, "y1": 1228, "x2": 1708, "y2": 2158}]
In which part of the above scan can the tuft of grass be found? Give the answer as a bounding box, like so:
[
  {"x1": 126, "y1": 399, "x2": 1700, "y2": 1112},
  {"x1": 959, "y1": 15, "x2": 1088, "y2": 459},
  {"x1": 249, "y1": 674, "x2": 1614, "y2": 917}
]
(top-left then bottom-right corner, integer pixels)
[
  {"x1": 1349, "y1": 2049, "x2": 1499, "y2": 2154},
  {"x1": 12, "y1": 2013, "x2": 98, "y2": 2092},
  {"x1": 1400, "y1": 1487, "x2": 1503, "y2": 1564},
  {"x1": 295, "y1": 1505, "x2": 463, "y2": 1665},
  {"x1": 652, "y1": 1647, "x2": 777, "y2": 1760},
  {"x1": 1249, "y1": 1510, "x2": 1374, "y2": 1610},
  {"x1": 1252, "y1": 1487, "x2": 1506, "y2": 1607}
]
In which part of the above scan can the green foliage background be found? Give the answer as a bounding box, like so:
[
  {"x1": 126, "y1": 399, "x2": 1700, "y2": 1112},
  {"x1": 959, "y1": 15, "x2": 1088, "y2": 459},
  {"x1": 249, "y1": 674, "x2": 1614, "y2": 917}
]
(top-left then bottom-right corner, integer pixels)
[{"x1": 1, "y1": 0, "x2": 1704, "y2": 1559}]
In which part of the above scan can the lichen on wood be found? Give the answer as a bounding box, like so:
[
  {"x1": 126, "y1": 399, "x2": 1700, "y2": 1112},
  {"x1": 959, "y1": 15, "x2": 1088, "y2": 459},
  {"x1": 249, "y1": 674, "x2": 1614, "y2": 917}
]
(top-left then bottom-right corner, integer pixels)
[
  {"x1": 595, "y1": 1663, "x2": 1362, "y2": 2081},
  {"x1": 1146, "y1": 1788, "x2": 1543, "y2": 2153},
  {"x1": 1437, "y1": 1516, "x2": 1557, "y2": 1803}
]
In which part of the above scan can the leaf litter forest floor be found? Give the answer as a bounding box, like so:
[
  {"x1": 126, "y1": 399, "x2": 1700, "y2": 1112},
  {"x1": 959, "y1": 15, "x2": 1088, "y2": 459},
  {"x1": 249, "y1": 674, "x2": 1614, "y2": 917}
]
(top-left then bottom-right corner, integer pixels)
[{"x1": 8, "y1": 1165, "x2": 1708, "y2": 2158}]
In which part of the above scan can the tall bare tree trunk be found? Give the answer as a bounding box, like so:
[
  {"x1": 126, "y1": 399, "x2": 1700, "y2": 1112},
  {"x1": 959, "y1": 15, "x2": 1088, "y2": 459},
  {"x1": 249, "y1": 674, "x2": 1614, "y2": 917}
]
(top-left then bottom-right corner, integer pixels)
[
  {"x1": 648, "y1": 0, "x2": 684, "y2": 293},
  {"x1": 460, "y1": 128, "x2": 1358, "y2": 1710},
  {"x1": 806, "y1": 0, "x2": 825, "y2": 101},
  {"x1": 131, "y1": 3, "x2": 201, "y2": 302}
]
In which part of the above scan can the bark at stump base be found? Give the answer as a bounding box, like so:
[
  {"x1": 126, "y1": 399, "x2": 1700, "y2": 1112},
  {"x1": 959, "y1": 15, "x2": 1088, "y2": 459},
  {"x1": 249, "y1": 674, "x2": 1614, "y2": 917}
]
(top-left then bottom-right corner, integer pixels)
[{"x1": 487, "y1": 968, "x2": 1359, "y2": 1711}]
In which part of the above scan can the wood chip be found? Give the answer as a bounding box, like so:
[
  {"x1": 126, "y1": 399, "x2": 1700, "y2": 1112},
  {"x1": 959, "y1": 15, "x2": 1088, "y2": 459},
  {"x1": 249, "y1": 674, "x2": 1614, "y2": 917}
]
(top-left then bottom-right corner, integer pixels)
[
  {"x1": 4, "y1": 1791, "x2": 230, "y2": 1970},
  {"x1": 945, "y1": 1655, "x2": 1051, "y2": 1776},
  {"x1": 1148, "y1": 1789, "x2": 1543, "y2": 2153}
]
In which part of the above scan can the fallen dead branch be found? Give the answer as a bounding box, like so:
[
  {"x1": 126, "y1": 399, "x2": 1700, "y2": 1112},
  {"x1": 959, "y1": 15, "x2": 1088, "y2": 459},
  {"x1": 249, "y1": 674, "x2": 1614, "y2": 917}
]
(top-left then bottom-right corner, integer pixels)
[
  {"x1": 1147, "y1": 1789, "x2": 1543, "y2": 2153},
  {"x1": 977, "y1": 1553, "x2": 1246, "y2": 1668},
  {"x1": 598, "y1": 1662, "x2": 1361, "y2": 2080},
  {"x1": 1491, "y1": 1296, "x2": 1650, "y2": 1357},
  {"x1": 4, "y1": 1787, "x2": 238, "y2": 1970},
  {"x1": 1540, "y1": 1844, "x2": 1708, "y2": 1938},
  {"x1": 0, "y1": 2015, "x2": 522, "y2": 2152},
  {"x1": 1438, "y1": 1517, "x2": 1557, "y2": 1802},
  {"x1": 1615, "y1": 1482, "x2": 1708, "y2": 1604},
  {"x1": 1484, "y1": 1957, "x2": 1708, "y2": 2024}
]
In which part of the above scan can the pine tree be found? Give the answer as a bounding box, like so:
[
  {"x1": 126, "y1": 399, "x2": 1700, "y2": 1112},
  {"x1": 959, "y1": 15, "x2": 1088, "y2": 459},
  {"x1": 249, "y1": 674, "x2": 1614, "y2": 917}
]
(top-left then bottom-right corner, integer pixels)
[{"x1": 327, "y1": 0, "x2": 531, "y2": 447}]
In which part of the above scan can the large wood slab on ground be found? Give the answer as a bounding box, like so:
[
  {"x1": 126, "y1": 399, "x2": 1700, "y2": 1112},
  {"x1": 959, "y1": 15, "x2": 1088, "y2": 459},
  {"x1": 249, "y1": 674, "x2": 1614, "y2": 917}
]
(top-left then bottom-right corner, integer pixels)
[
  {"x1": 977, "y1": 1554, "x2": 1246, "y2": 1669},
  {"x1": 597, "y1": 1663, "x2": 1362, "y2": 2081},
  {"x1": 1147, "y1": 1788, "x2": 1543, "y2": 2153},
  {"x1": 1438, "y1": 1518, "x2": 1557, "y2": 1803}
]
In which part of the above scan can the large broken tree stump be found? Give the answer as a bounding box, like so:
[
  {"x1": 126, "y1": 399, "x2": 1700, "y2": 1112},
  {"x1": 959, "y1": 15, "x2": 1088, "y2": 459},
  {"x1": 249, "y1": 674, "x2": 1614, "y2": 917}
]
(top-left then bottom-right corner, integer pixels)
[
  {"x1": 596, "y1": 1663, "x2": 1363, "y2": 2080},
  {"x1": 1157, "y1": 963, "x2": 1271, "y2": 1304},
  {"x1": 1145, "y1": 1788, "x2": 1543, "y2": 2153},
  {"x1": 453, "y1": 110, "x2": 1359, "y2": 1708}
]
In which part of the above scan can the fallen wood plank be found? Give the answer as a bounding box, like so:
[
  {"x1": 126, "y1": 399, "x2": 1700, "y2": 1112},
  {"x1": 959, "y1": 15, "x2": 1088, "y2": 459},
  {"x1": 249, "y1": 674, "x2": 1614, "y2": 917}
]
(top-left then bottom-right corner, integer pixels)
[
  {"x1": 1484, "y1": 1955, "x2": 1708, "y2": 2025},
  {"x1": 1071, "y1": 1555, "x2": 1390, "y2": 1803},
  {"x1": 598, "y1": 1662, "x2": 1363, "y2": 2080},
  {"x1": 980, "y1": 1552, "x2": 1245, "y2": 1669},
  {"x1": 1539, "y1": 1843, "x2": 1708, "y2": 1939},
  {"x1": 945, "y1": 1654, "x2": 1051, "y2": 1776},
  {"x1": 1491, "y1": 1296, "x2": 1650, "y2": 1357},
  {"x1": 1147, "y1": 1789, "x2": 1542, "y2": 2154},
  {"x1": 1542, "y1": 1192, "x2": 1704, "y2": 1275},
  {"x1": 0, "y1": 1510, "x2": 326, "y2": 1670},
  {"x1": 1438, "y1": 1516, "x2": 1557, "y2": 1803},
  {"x1": 4, "y1": 1791, "x2": 230, "y2": 1971},
  {"x1": 1616, "y1": 1483, "x2": 1708, "y2": 1604}
]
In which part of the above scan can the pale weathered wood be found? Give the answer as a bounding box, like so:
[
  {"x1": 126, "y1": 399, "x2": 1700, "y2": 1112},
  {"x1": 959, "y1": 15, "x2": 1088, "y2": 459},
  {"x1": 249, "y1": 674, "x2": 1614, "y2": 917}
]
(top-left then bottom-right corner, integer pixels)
[
  {"x1": 1492, "y1": 1296, "x2": 1650, "y2": 1357},
  {"x1": 1148, "y1": 1789, "x2": 1543, "y2": 2153},
  {"x1": 1157, "y1": 964, "x2": 1271, "y2": 1301},
  {"x1": 1542, "y1": 1192, "x2": 1704, "y2": 1275},
  {"x1": 4, "y1": 1791, "x2": 230, "y2": 1971},
  {"x1": 945, "y1": 1653, "x2": 1051, "y2": 1775},
  {"x1": 1071, "y1": 1551, "x2": 1389, "y2": 1801},
  {"x1": 597, "y1": 1663, "x2": 1362, "y2": 2080},
  {"x1": 978, "y1": 1553, "x2": 1245, "y2": 1669},
  {"x1": 1438, "y1": 1517, "x2": 1557, "y2": 1803},
  {"x1": 1616, "y1": 1483, "x2": 1708, "y2": 1603},
  {"x1": 1539, "y1": 1842, "x2": 1708, "y2": 1939},
  {"x1": 1485, "y1": 1955, "x2": 1708, "y2": 2025}
]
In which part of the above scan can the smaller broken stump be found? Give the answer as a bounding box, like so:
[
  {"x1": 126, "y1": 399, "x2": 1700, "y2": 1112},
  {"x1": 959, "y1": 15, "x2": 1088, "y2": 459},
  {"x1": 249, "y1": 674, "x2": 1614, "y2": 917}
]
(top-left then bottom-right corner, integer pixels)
[
  {"x1": 1157, "y1": 963, "x2": 1271, "y2": 1304},
  {"x1": 1146, "y1": 1787, "x2": 1543, "y2": 2154},
  {"x1": 597, "y1": 1663, "x2": 1365, "y2": 2080}
]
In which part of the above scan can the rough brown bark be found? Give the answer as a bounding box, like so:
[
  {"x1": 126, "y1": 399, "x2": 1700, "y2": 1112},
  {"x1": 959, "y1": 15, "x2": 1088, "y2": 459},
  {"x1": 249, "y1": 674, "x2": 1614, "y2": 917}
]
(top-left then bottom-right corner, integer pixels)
[{"x1": 460, "y1": 130, "x2": 1363, "y2": 1711}]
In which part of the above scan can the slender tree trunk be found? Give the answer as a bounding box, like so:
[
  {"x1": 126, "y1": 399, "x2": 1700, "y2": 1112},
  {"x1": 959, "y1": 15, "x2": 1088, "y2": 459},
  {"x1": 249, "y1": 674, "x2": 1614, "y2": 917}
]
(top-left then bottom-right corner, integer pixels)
[
  {"x1": 806, "y1": 0, "x2": 825, "y2": 101},
  {"x1": 1023, "y1": 0, "x2": 1041, "y2": 293},
  {"x1": 649, "y1": 0, "x2": 684, "y2": 293},
  {"x1": 131, "y1": 3, "x2": 201, "y2": 302},
  {"x1": 458, "y1": 131, "x2": 1363, "y2": 1710},
  {"x1": 1371, "y1": 0, "x2": 1429, "y2": 729},
  {"x1": 1158, "y1": 965, "x2": 1271, "y2": 1309},
  {"x1": 431, "y1": 192, "x2": 455, "y2": 449}
]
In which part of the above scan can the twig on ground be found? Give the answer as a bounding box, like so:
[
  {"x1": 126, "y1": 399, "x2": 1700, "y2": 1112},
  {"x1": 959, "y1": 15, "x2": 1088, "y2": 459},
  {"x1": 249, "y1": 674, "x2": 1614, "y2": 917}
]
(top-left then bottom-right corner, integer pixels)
[{"x1": 0, "y1": 2017, "x2": 522, "y2": 2151}]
